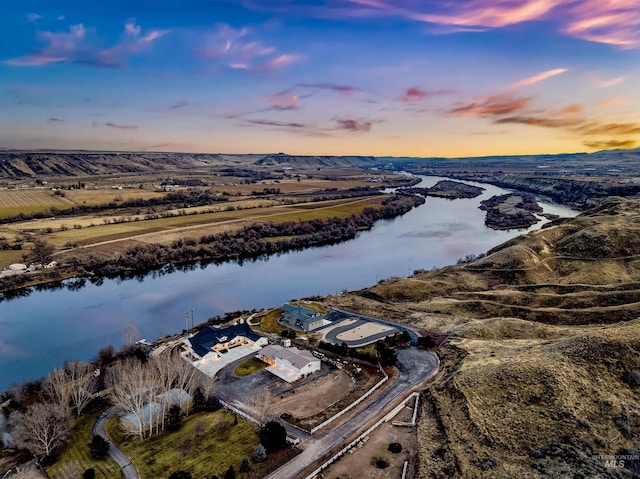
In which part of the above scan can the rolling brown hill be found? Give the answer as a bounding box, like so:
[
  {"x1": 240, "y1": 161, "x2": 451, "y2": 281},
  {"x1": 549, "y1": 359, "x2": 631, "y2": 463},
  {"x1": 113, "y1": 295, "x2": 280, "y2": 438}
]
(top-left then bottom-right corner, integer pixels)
[{"x1": 330, "y1": 196, "x2": 640, "y2": 478}]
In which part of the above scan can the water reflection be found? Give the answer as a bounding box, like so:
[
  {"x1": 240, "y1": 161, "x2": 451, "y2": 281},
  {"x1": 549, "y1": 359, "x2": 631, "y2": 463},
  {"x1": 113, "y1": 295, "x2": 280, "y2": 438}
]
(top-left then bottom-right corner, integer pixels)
[{"x1": 0, "y1": 176, "x2": 578, "y2": 390}]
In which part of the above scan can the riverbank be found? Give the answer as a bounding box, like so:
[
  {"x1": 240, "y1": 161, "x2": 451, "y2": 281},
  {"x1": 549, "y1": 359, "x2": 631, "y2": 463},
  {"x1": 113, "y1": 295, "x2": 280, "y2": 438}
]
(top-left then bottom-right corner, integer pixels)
[{"x1": 0, "y1": 194, "x2": 424, "y2": 297}]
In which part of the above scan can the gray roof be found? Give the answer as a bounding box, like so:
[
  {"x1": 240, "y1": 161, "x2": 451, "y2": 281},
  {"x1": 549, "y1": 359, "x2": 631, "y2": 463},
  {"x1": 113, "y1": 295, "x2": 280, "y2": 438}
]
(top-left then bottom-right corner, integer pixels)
[
  {"x1": 260, "y1": 345, "x2": 318, "y2": 370},
  {"x1": 282, "y1": 303, "x2": 324, "y2": 324}
]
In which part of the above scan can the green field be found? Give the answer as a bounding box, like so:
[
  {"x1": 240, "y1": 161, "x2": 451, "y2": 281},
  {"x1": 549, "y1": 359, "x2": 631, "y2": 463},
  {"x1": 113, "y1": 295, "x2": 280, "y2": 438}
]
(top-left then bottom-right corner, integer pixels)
[
  {"x1": 234, "y1": 357, "x2": 268, "y2": 376},
  {"x1": 106, "y1": 410, "x2": 259, "y2": 479},
  {"x1": 255, "y1": 308, "x2": 284, "y2": 334}
]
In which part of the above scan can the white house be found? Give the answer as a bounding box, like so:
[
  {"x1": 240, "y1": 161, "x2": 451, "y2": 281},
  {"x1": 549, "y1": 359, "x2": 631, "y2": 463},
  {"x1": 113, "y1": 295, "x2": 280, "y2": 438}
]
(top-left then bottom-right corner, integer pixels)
[{"x1": 258, "y1": 344, "x2": 321, "y2": 383}]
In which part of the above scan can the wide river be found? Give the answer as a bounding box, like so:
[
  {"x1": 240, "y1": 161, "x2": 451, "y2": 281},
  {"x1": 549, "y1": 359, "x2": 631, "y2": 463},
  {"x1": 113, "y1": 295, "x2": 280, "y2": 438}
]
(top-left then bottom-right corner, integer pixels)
[{"x1": 0, "y1": 176, "x2": 578, "y2": 391}]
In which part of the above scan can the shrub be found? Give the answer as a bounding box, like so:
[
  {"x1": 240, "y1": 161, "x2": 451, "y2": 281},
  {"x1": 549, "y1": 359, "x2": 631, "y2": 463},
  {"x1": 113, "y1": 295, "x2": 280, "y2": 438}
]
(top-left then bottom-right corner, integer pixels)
[
  {"x1": 253, "y1": 444, "x2": 267, "y2": 462},
  {"x1": 168, "y1": 471, "x2": 192, "y2": 479},
  {"x1": 88, "y1": 435, "x2": 110, "y2": 459},
  {"x1": 239, "y1": 457, "x2": 251, "y2": 473},
  {"x1": 388, "y1": 442, "x2": 402, "y2": 453},
  {"x1": 259, "y1": 421, "x2": 287, "y2": 453},
  {"x1": 373, "y1": 458, "x2": 389, "y2": 469}
]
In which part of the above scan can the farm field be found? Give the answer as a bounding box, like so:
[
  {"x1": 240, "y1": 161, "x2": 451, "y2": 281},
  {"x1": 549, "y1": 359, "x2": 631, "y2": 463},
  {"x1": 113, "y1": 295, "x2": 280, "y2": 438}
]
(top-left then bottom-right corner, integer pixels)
[{"x1": 0, "y1": 189, "x2": 71, "y2": 218}]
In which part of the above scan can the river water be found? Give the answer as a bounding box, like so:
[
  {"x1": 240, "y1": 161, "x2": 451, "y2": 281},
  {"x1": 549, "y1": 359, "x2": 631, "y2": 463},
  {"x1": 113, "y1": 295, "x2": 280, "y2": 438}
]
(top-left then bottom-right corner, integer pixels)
[{"x1": 0, "y1": 176, "x2": 578, "y2": 391}]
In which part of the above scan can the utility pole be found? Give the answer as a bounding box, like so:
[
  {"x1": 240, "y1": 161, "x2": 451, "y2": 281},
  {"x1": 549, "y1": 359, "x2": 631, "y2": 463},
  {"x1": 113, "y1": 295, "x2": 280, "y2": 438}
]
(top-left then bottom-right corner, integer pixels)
[{"x1": 185, "y1": 309, "x2": 194, "y2": 332}]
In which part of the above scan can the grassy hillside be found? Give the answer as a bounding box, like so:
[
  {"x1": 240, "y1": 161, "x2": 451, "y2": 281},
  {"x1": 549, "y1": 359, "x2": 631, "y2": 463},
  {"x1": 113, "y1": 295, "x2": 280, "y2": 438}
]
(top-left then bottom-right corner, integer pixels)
[{"x1": 329, "y1": 197, "x2": 640, "y2": 478}]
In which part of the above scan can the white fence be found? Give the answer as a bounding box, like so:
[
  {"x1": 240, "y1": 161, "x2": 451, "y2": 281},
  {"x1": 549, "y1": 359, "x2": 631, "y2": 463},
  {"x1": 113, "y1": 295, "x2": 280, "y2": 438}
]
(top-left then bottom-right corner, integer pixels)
[
  {"x1": 219, "y1": 399, "x2": 261, "y2": 427},
  {"x1": 304, "y1": 391, "x2": 420, "y2": 479},
  {"x1": 309, "y1": 368, "x2": 388, "y2": 434}
]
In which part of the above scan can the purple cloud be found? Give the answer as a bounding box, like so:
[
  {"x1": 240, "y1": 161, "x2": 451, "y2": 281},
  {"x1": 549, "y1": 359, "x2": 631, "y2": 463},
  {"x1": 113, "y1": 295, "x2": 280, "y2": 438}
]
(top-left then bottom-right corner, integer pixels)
[
  {"x1": 336, "y1": 119, "x2": 373, "y2": 132},
  {"x1": 171, "y1": 99, "x2": 188, "y2": 109},
  {"x1": 48, "y1": 118, "x2": 64, "y2": 123},
  {"x1": 105, "y1": 122, "x2": 139, "y2": 130},
  {"x1": 5, "y1": 21, "x2": 168, "y2": 68},
  {"x1": 196, "y1": 23, "x2": 302, "y2": 72}
]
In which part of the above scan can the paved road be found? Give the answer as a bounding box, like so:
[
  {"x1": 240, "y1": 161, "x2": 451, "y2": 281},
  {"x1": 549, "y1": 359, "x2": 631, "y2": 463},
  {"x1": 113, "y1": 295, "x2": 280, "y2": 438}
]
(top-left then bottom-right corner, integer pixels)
[
  {"x1": 322, "y1": 318, "x2": 399, "y2": 347},
  {"x1": 327, "y1": 308, "x2": 422, "y2": 345},
  {"x1": 264, "y1": 347, "x2": 438, "y2": 479},
  {"x1": 92, "y1": 406, "x2": 140, "y2": 479}
]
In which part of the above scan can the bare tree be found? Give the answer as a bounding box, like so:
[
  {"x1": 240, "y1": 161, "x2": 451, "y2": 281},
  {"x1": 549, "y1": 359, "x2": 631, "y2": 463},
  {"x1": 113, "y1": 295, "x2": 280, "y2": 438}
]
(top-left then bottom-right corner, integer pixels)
[
  {"x1": 9, "y1": 402, "x2": 70, "y2": 459},
  {"x1": 66, "y1": 361, "x2": 97, "y2": 417},
  {"x1": 121, "y1": 323, "x2": 140, "y2": 353},
  {"x1": 42, "y1": 368, "x2": 72, "y2": 417},
  {"x1": 57, "y1": 461, "x2": 83, "y2": 479},
  {"x1": 32, "y1": 239, "x2": 55, "y2": 264},
  {"x1": 42, "y1": 362, "x2": 96, "y2": 418},
  {"x1": 250, "y1": 388, "x2": 272, "y2": 426},
  {"x1": 106, "y1": 359, "x2": 153, "y2": 439}
]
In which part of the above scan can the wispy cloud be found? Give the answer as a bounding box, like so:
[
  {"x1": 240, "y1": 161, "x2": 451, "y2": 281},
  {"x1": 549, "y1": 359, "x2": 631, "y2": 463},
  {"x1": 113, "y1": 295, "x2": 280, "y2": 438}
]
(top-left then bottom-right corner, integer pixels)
[
  {"x1": 599, "y1": 76, "x2": 626, "y2": 88},
  {"x1": 170, "y1": 99, "x2": 188, "y2": 109},
  {"x1": 336, "y1": 118, "x2": 373, "y2": 132},
  {"x1": 298, "y1": 83, "x2": 361, "y2": 96},
  {"x1": 26, "y1": 13, "x2": 43, "y2": 22},
  {"x1": 105, "y1": 122, "x2": 139, "y2": 130},
  {"x1": 400, "y1": 86, "x2": 428, "y2": 103},
  {"x1": 448, "y1": 93, "x2": 532, "y2": 117},
  {"x1": 48, "y1": 117, "x2": 64, "y2": 123},
  {"x1": 5, "y1": 20, "x2": 168, "y2": 68},
  {"x1": 197, "y1": 24, "x2": 302, "y2": 72},
  {"x1": 511, "y1": 68, "x2": 568, "y2": 88},
  {"x1": 243, "y1": 119, "x2": 332, "y2": 137},
  {"x1": 583, "y1": 139, "x2": 637, "y2": 150},
  {"x1": 246, "y1": 0, "x2": 640, "y2": 48}
]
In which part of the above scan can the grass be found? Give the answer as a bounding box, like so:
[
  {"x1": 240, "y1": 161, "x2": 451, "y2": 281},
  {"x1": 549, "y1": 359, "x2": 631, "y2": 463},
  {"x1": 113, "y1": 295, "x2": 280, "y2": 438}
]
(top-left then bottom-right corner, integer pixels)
[
  {"x1": 255, "y1": 308, "x2": 284, "y2": 334},
  {"x1": 234, "y1": 357, "x2": 268, "y2": 376},
  {"x1": 47, "y1": 401, "x2": 123, "y2": 479},
  {"x1": 106, "y1": 410, "x2": 259, "y2": 479}
]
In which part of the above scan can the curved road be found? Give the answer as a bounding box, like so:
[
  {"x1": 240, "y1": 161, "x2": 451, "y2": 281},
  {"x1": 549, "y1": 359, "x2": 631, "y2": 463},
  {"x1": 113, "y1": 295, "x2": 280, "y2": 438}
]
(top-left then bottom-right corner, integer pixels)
[
  {"x1": 265, "y1": 347, "x2": 438, "y2": 479},
  {"x1": 323, "y1": 318, "x2": 399, "y2": 348},
  {"x1": 92, "y1": 406, "x2": 140, "y2": 479}
]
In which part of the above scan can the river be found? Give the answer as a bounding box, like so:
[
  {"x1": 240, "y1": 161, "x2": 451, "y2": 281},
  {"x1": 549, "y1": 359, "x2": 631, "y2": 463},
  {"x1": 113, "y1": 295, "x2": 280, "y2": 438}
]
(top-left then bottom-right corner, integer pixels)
[{"x1": 0, "y1": 176, "x2": 578, "y2": 391}]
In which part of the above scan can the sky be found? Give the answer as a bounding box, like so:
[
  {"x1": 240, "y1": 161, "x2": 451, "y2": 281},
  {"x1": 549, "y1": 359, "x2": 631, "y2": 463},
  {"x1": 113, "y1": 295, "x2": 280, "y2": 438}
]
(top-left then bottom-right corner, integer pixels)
[{"x1": 1, "y1": 0, "x2": 639, "y2": 157}]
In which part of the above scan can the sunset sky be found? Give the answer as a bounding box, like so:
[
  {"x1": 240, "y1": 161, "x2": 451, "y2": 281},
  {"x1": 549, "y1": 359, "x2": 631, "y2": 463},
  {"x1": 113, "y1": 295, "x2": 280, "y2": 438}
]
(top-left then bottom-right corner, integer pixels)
[{"x1": 2, "y1": 0, "x2": 639, "y2": 157}]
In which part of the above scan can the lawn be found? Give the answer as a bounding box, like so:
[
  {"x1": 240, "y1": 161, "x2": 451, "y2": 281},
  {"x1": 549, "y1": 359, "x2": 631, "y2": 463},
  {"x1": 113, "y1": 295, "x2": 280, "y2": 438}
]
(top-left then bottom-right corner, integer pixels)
[
  {"x1": 254, "y1": 308, "x2": 284, "y2": 334},
  {"x1": 234, "y1": 357, "x2": 267, "y2": 376},
  {"x1": 47, "y1": 401, "x2": 123, "y2": 479},
  {"x1": 106, "y1": 410, "x2": 260, "y2": 479}
]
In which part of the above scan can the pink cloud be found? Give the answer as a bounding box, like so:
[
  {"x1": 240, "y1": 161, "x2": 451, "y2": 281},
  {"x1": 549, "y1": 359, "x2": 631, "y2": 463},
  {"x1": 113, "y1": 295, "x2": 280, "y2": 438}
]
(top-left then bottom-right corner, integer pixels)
[
  {"x1": 598, "y1": 76, "x2": 626, "y2": 88},
  {"x1": 197, "y1": 24, "x2": 299, "y2": 72},
  {"x1": 255, "y1": 54, "x2": 304, "y2": 72},
  {"x1": 247, "y1": 0, "x2": 640, "y2": 48},
  {"x1": 511, "y1": 68, "x2": 568, "y2": 88},
  {"x1": 448, "y1": 93, "x2": 532, "y2": 117},
  {"x1": 400, "y1": 86, "x2": 428, "y2": 103}
]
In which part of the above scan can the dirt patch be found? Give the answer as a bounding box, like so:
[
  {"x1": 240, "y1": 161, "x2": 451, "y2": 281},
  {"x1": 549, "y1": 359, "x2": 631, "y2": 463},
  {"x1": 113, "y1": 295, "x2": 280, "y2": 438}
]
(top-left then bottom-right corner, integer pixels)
[
  {"x1": 271, "y1": 369, "x2": 355, "y2": 419},
  {"x1": 336, "y1": 322, "x2": 395, "y2": 342},
  {"x1": 321, "y1": 415, "x2": 418, "y2": 479},
  {"x1": 284, "y1": 365, "x2": 388, "y2": 431}
]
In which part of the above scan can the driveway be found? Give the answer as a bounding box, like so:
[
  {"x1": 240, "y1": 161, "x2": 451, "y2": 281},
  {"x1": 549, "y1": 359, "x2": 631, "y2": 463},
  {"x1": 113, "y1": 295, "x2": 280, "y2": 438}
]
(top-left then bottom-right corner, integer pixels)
[
  {"x1": 264, "y1": 347, "x2": 438, "y2": 479},
  {"x1": 92, "y1": 406, "x2": 140, "y2": 479}
]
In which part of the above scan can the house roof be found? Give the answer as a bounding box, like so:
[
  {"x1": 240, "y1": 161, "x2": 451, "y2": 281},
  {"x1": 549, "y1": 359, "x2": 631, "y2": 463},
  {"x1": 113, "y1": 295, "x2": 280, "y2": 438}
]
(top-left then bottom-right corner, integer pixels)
[
  {"x1": 156, "y1": 388, "x2": 191, "y2": 406},
  {"x1": 282, "y1": 303, "x2": 324, "y2": 324},
  {"x1": 260, "y1": 345, "x2": 318, "y2": 370},
  {"x1": 188, "y1": 323, "x2": 263, "y2": 358}
]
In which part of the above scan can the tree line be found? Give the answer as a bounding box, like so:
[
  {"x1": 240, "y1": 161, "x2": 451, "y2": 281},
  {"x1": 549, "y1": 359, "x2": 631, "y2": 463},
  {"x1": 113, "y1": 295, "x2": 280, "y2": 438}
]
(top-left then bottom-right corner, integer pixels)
[{"x1": 65, "y1": 194, "x2": 425, "y2": 279}]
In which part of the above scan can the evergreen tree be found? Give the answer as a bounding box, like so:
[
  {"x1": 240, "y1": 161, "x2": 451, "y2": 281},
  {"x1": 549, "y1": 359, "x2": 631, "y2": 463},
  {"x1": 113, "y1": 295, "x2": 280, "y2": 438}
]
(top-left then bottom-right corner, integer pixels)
[{"x1": 88, "y1": 434, "x2": 110, "y2": 459}]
